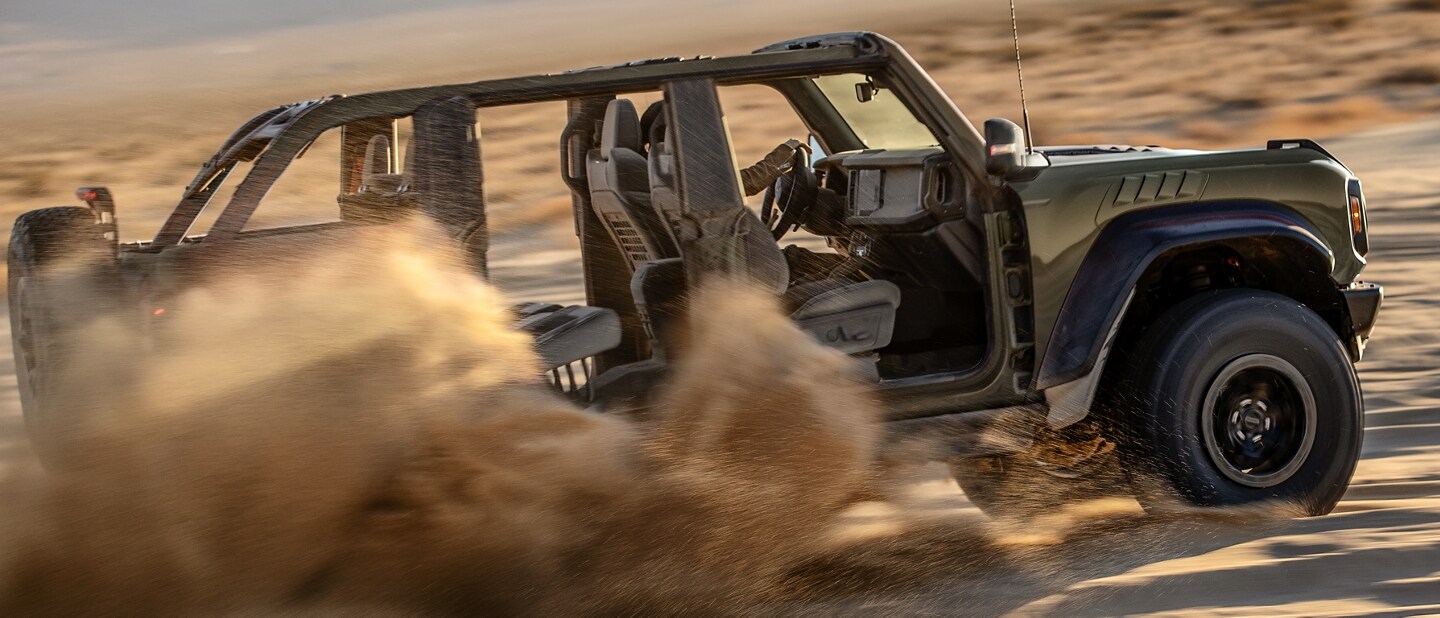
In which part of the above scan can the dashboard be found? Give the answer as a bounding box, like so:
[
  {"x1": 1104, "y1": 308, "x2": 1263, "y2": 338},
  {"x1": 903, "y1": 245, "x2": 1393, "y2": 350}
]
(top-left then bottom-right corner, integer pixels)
[{"x1": 818, "y1": 147, "x2": 965, "y2": 231}]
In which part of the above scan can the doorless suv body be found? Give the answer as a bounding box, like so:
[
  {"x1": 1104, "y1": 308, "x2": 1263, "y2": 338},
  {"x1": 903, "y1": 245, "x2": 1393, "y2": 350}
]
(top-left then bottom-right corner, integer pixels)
[{"x1": 10, "y1": 32, "x2": 1380, "y2": 516}]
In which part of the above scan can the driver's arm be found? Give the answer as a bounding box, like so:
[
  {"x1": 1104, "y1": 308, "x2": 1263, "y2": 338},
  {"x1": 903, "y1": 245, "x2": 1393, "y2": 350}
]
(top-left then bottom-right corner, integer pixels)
[{"x1": 738, "y1": 139, "x2": 803, "y2": 196}]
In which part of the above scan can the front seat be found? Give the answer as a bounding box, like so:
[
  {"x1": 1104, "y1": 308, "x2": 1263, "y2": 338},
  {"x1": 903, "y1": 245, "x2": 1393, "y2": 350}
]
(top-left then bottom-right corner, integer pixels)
[
  {"x1": 586, "y1": 99, "x2": 678, "y2": 271},
  {"x1": 643, "y1": 102, "x2": 901, "y2": 356}
]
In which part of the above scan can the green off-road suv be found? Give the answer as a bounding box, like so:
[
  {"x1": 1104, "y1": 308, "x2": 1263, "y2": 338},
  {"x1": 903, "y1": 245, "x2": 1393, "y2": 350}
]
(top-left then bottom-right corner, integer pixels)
[{"x1": 9, "y1": 32, "x2": 1380, "y2": 517}]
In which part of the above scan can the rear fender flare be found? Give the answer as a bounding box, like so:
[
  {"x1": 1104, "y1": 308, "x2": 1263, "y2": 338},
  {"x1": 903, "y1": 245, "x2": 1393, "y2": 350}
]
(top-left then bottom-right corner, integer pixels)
[{"x1": 1037, "y1": 200, "x2": 1335, "y2": 394}]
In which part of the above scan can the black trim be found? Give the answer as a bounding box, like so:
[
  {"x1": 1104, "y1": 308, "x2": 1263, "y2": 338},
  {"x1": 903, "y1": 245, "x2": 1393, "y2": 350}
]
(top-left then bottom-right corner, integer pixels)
[
  {"x1": 754, "y1": 32, "x2": 883, "y2": 54},
  {"x1": 1036, "y1": 200, "x2": 1335, "y2": 390},
  {"x1": 1341, "y1": 282, "x2": 1382, "y2": 360},
  {"x1": 1267, "y1": 138, "x2": 1351, "y2": 173},
  {"x1": 153, "y1": 45, "x2": 883, "y2": 247}
]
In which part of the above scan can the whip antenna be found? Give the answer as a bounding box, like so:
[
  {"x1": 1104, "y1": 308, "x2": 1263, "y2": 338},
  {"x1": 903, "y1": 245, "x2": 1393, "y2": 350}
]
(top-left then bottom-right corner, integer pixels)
[{"x1": 1009, "y1": 0, "x2": 1033, "y2": 154}]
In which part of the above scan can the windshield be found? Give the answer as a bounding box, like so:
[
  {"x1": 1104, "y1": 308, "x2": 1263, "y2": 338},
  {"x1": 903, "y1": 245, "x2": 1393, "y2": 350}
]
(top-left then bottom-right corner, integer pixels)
[{"x1": 813, "y1": 74, "x2": 939, "y2": 150}]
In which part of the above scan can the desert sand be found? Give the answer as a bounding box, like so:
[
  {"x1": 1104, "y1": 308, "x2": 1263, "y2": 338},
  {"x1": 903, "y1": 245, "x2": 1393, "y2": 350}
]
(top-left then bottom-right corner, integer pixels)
[{"x1": 2, "y1": 0, "x2": 1440, "y2": 614}]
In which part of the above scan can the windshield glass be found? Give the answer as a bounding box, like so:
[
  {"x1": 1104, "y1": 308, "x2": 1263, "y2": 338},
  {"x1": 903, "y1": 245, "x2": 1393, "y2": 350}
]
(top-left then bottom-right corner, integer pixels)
[{"x1": 813, "y1": 73, "x2": 939, "y2": 150}]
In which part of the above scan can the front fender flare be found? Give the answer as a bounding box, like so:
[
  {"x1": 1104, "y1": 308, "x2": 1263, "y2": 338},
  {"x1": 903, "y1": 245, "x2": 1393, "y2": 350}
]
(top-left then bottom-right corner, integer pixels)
[{"x1": 1036, "y1": 199, "x2": 1335, "y2": 391}]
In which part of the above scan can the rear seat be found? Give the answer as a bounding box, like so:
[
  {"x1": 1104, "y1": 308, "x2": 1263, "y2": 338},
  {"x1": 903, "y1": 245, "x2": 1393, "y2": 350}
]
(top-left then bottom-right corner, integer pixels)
[
  {"x1": 513, "y1": 302, "x2": 622, "y2": 369},
  {"x1": 338, "y1": 134, "x2": 419, "y2": 224}
]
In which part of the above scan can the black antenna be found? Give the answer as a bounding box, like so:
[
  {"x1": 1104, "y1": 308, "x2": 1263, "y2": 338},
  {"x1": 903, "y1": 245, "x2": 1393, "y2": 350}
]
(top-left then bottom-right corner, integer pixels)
[{"x1": 1009, "y1": 0, "x2": 1033, "y2": 154}]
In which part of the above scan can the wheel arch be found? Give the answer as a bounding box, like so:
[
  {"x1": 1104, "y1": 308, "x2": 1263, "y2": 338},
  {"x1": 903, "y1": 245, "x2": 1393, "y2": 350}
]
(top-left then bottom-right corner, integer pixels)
[{"x1": 1039, "y1": 200, "x2": 1351, "y2": 425}]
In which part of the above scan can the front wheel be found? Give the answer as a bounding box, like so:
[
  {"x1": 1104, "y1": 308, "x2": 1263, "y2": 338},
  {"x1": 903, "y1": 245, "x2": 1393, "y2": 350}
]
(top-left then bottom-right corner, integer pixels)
[{"x1": 1117, "y1": 289, "x2": 1363, "y2": 516}]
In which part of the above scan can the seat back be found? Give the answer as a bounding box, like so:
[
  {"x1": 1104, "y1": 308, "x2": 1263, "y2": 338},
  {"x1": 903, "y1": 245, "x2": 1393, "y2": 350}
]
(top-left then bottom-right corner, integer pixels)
[
  {"x1": 645, "y1": 106, "x2": 684, "y2": 243},
  {"x1": 359, "y1": 133, "x2": 406, "y2": 193},
  {"x1": 586, "y1": 99, "x2": 678, "y2": 270},
  {"x1": 339, "y1": 133, "x2": 417, "y2": 225},
  {"x1": 639, "y1": 100, "x2": 898, "y2": 359},
  {"x1": 646, "y1": 103, "x2": 788, "y2": 293}
]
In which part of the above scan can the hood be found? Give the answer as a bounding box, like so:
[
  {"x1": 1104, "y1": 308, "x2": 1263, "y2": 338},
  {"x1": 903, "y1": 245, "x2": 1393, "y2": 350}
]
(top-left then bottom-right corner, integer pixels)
[{"x1": 1036, "y1": 144, "x2": 1220, "y2": 166}]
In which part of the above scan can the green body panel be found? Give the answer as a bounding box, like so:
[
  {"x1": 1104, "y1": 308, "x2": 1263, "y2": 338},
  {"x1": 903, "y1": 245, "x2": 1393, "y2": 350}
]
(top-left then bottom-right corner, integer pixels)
[{"x1": 1012, "y1": 146, "x2": 1365, "y2": 374}]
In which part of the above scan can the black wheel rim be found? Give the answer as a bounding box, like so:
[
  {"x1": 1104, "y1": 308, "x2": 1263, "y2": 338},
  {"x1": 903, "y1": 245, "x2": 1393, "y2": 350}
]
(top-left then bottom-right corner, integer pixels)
[{"x1": 1200, "y1": 354, "x2": 1316, "y2": 488}]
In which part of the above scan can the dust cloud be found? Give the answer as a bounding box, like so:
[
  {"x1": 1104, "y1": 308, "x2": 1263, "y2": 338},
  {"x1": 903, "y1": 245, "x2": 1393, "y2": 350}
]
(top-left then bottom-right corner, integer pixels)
[
  {"x1": 0, "y1": 221, "x2": 883, "y2": 615},
  {"x1": 0, "y1": 221, "x2": 1308, "y2": 615}
]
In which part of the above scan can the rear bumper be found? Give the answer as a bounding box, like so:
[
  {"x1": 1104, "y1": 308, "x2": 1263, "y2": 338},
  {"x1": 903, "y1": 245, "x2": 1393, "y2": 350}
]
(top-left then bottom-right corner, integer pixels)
[{"x1": 1342, "y1": 282, "x2": 1382, "y2": 361}]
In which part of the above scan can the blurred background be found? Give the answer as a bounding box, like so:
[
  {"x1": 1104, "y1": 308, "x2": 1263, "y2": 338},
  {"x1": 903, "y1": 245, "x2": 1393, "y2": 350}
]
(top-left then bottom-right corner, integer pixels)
[{"x1": 3, "y1": 0, "x2": 1439, "y2": 237}]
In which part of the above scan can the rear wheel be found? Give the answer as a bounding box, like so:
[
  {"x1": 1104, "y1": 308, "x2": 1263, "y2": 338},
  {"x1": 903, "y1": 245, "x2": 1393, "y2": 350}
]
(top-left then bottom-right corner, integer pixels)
[
  {"x1": 1117, "y1": 289, "x2": 1362, "y2": 516},
  {"x1": 8, "y1": 206, "x2": 112, "y2": 465}
]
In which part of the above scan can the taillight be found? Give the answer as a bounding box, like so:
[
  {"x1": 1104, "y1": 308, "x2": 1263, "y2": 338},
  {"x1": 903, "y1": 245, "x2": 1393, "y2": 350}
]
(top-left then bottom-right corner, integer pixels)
[{"x1": 1347, "y1": 178, "x2": 1369, "y2": 257}]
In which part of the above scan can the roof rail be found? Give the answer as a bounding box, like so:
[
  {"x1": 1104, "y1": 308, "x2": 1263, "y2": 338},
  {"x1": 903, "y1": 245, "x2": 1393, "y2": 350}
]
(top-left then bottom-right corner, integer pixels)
[{"x1": 753, "y1": 31, "x2": 882, "y2": 54}]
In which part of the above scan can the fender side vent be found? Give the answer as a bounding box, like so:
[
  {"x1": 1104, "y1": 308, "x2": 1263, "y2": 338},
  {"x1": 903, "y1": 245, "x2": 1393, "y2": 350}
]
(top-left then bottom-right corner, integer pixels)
[{"x1": 1108, "y1": 171, "x2": 1207, "y2": 207}]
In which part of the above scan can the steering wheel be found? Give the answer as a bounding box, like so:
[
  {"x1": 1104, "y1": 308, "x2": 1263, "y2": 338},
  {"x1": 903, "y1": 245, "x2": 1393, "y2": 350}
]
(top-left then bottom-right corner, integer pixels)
[{"x1": 760, "y1": 144, "x2": 817, "y2": 241}]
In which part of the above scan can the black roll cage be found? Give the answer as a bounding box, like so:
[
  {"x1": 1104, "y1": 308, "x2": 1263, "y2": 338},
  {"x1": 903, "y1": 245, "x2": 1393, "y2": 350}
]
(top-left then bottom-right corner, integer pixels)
[
  {"x1": 126, "y1": 31, "x2": 1038, "y2": 419},
  {"x1": 144, "y1": 32, "x2": 989, "y2": 248}
]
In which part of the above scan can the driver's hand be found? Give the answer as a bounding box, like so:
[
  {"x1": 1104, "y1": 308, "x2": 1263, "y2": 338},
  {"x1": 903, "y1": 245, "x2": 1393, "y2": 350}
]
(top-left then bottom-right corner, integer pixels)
[{"x1": 740, "y1": 139, "x2": 805, "y2": 196}]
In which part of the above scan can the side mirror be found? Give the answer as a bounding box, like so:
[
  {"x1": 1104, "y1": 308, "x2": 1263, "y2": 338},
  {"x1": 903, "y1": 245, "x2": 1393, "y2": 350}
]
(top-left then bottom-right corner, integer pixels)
[
  {"x1": 75, "y1": 186, "x2": 119, "y2": 245},
  {"x1": 984, "y1": 118, "x2": 1027, "y2": 178}
]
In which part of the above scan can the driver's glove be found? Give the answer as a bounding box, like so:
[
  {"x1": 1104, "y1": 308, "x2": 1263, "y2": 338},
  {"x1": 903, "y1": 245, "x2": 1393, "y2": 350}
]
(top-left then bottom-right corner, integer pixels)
[{"x1": 739, "y1": 139, "x2": 804, "y2": 196}]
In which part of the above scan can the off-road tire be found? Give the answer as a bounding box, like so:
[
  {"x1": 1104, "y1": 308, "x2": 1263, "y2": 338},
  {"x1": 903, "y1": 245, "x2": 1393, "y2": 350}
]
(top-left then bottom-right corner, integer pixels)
[
  {"x1": 8, "y1": 206, "x2": 112, "y2": 465},
  {"x1": 950, "y1": 421, "x2": 1130, "y2": 520},
  {"x1": 1117, "y1": 289, "x2": 1362, "y2": 516}
]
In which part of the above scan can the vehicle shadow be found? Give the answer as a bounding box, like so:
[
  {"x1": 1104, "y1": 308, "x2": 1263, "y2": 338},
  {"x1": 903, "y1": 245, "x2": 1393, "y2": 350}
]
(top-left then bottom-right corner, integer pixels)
[{"x1": 773, "y1": 492, "x2": 1440, "y2": 615}]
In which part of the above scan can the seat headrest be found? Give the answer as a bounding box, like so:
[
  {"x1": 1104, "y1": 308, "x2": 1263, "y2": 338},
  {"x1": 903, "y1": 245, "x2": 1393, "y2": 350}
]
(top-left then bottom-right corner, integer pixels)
[
  {"x1": 361, "y1": 134, "x2": 392, "y2": 181},
  {"x1": 601, "y1": 99, "x2": 643, "y2": 156},
  {"x1": 640, "y1": 100, "x2": 666, "y2": 154},
  {"x1": 358, "y1": 134, "x2": 409, "y2": 194}
]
